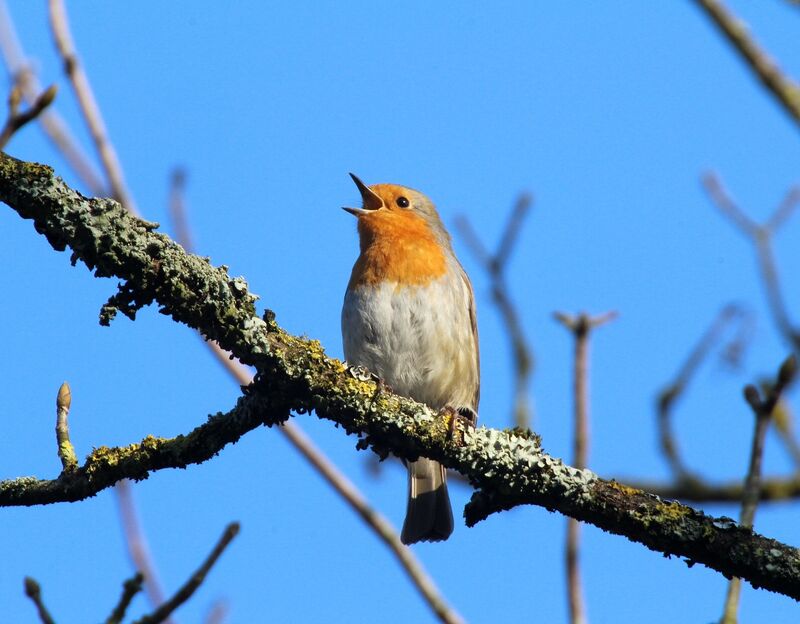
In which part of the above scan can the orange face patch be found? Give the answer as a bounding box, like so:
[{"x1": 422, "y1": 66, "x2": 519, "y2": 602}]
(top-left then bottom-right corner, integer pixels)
[{"x1": 348, "y1": 208, "x2": 447, "y2": 288}]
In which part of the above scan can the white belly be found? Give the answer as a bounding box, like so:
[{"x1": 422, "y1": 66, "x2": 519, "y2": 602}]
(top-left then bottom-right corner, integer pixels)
[{"x1": 341, "y1": 276, "x2": 478, "y2": 411}]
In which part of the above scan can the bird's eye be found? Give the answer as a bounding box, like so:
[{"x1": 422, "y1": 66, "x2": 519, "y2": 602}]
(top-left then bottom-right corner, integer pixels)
[{"x1": 396, "y1": 196, "x2": 410, "y2": 208}]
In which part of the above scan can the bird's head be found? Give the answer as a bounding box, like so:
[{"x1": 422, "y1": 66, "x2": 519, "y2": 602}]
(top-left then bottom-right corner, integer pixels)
[{"x1": 343, "y1": 174, "x2": 449, "y2": 245}]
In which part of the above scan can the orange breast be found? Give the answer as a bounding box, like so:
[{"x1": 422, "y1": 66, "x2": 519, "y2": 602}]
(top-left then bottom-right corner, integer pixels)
[{"x1": 348, "y1": 209, "x2": 447, "y2": 288}]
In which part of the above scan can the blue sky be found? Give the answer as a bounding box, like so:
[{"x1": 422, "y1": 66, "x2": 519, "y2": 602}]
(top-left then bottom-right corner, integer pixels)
[{"x1": 2, "y1": 2, "x2": 800, "y2": 622}]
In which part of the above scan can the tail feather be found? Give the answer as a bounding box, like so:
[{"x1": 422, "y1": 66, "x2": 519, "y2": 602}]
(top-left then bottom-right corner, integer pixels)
[{"x1": 401, "y1": 457, "x2": 454, "y2": 545}]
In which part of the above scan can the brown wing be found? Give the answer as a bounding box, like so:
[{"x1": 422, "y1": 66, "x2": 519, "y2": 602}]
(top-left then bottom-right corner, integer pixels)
[{"x1": 459, "y1": 264, "x2": 480, "y2": 412}]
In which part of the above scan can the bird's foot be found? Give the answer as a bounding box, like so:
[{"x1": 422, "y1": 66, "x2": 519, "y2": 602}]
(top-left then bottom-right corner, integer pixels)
[{"x1": 443, "y1": 405, "x2": 478, "y2": 446}]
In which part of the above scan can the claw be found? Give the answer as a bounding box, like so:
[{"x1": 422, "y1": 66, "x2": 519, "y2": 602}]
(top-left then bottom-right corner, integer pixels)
[{"x1": 442, "y1": 405, "x2": 477, "y2": 446}]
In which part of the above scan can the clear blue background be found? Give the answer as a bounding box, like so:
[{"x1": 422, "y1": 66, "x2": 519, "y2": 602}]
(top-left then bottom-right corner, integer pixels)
[{"x1": 2, "y1": 2, "x2": 800, "y2": 622}]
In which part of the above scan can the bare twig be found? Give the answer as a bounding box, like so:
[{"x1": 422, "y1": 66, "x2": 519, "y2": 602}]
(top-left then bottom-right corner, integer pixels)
[
  {"x1": 47, "y1": 0, "x2": 138, "y2": 214},
  {"x1": 619, "y1": 473, "x2": 800, "y2": 503},
  {"x1": 0, "y1": 81, "x2": 56, "y2": 149},
  {"x1": 693, "y1": 0, "x2": 800, "y2": 128},
  {"x1": 656, "y1": 304, "x2": 751, "y2": 480},
  {"x1": 54, "y1": 381, "x2": 77, "y2": 472},
  {"x1": 0, "y1": 1, "x2": 106, "y2": 193},
  {"x1": 106, "y1": 572, "x2": 144, "y2": 624},
  {"x1": 702, "y1": 173, "x2": 800, "y2": 352},
  {"x1": 554, "y1": 311, "x2": 617, "y2": 624},
  {"x1": 133, "y1": 523, "x2": 240, "y2": 624},
  {"x1": 168, "y1": 173, "x2": 464, "y2": 624},
  {"x1": 721, "y1": 355, "x2": 797, "y2": 623},
  {"x1": 24, "y1": 577, "x2": 55, "y2": 624},
  {"x1": 455, "y1": 193, "x2": 534, "y2": 429},
  {"x1": 115, "y1": 479, "x2": 172, "y2": 619}
]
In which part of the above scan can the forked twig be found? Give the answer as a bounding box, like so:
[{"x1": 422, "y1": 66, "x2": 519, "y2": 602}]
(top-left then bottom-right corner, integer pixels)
[
  {"x1": 455, "y1": 193, "x2": 535, "y2": 429},
  {"x1": 554, "y1": 311, "x2": 616, "y2": 624},
  {"x1": 720, "y1": 356, "x2": 797, "y2": 623},
  {"x1": 702, "y1": 172, "x2": 800, "y2": 352},
  {"x1": 0, "y1": 80, "x2": 56, "y2": 149},
  {"x1": 0, "y1": 1, "x2": 105, "y2": 192}
]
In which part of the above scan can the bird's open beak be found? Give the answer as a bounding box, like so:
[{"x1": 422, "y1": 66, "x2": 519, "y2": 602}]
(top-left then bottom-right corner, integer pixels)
[{"x1": 343, "y1": 173, "x2": 384, "y2": 216}]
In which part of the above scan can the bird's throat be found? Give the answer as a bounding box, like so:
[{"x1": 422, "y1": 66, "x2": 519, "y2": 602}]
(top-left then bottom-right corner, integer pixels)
[{"x1": 348, "y1": 211, "x2": 447, "y2": 288}]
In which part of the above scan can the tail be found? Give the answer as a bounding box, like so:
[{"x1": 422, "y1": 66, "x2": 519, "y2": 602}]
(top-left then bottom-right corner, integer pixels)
[{"x1": 401, "y1": 458, "x2": 454, "y2": 545}]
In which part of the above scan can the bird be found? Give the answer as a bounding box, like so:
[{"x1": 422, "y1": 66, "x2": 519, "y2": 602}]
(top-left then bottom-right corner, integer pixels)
[{"x1": 341, "y1": 173, "x2": 480, "y2": 544}]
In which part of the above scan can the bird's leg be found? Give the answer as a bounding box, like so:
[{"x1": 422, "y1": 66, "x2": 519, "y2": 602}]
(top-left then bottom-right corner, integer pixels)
[
  {"x1": 443, "y1": 405, "x2": 477, "y2": 445},
  {"x1": 457, "y1": 406, "x2": 478, "y2": 428}
]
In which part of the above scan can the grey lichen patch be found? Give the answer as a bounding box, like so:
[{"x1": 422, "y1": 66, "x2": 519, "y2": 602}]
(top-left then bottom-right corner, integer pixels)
[{"x1": 457, "y1": 426, "x2": 596, "y2": 500}]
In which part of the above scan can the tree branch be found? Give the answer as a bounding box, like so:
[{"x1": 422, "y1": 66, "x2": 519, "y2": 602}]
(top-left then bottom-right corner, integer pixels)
[
  {"x1": 693, "y1": 0, "x2": 800, "y2": 129},
  {"x1": 2, "y1": 152, "x2": 800, "y2": 601}
]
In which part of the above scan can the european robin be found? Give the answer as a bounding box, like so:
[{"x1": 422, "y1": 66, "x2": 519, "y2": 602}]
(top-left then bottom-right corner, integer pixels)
[{"x1": 341, "y1": 174, "x2": 480, "y2": 544}]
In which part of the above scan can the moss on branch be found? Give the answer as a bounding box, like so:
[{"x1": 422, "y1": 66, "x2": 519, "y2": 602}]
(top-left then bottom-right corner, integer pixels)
[{"x1": 1, "y1": 151, "x2": 799, "y2": 601}]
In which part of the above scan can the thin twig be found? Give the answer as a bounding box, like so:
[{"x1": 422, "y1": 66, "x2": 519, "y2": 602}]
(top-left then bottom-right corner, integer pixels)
[
  {"x1": 656, "y1": 304, "x2": 751, "y2": 480},
  {"x1": 115, "y1": 479, "x2": 172, "y2": 619},
  {"x1": 47, "y1": 0, "x2": 138, "y2": 214},
  {"x1": 0, "y1": 1, "x2": 105, "y2": 192},
  {"x1": 0, "y1": 81, "x2": 56, "y2": 149},
  {"x1": 766, "y1": 187, "x2": 800, "y2": 234},
  {"x1": 24, "y1": 577, "x2": 55, "y2": 624},
  {"x1": 133, "y1": 523, "x2": 240, "y2": 624},
  {"x1": 693, "y1": 0, "x2": 800, "y2": 128},
  {"x1": 554, "y1": 311, "x2": 616, "y2": 624},
  {"x1": 55, "y1": 381, "x2": 77, "y2": 472},
  {"x1": 455, "y1": 193, "x2": 535, "y2": 429},
  {"x1": 168, "y1": 173, "x2": 464, "y2": 624},
  {"x1": 106, "y1": 572, "x2": 144, "y2": 624},
  {"x1": 720, "y1": 355, "x2": 797, "y2": 623},
  {"x1": 618, "y1": 473, "x2": 800, "y2": 503},
  {"x1": 702, "y1": 173, "x2": 800, "y2": 352}
]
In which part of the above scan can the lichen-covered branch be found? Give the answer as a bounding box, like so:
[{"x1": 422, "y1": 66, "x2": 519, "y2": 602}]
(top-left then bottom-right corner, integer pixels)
[{"x1": 2, "y1": 152, "x2": 800, "y2": 601}]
